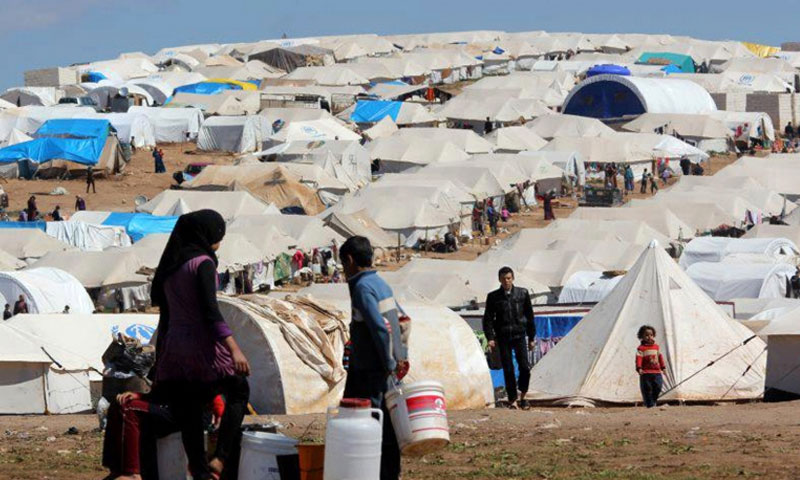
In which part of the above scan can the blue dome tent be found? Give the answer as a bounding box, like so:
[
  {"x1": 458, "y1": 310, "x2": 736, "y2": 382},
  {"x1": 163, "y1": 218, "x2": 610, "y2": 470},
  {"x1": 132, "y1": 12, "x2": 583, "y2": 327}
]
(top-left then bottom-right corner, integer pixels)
[{"x1": 562, "y1": 74, "x2": 717, "y2": 122}]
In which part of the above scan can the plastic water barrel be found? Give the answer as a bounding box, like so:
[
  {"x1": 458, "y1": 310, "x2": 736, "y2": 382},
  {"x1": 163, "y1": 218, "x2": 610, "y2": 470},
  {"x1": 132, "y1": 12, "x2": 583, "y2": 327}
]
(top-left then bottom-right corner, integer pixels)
[
  {"x1": 156, "y1": 432, "x2": 189, "y2": 480},
  {"x1": 238, "y1": 431, "x2": 299, "y2": 480},
  {"x1": 323, "y1": 398, "x2": 383, "y2": 480},
  {"x1": 385, "y1": 380, "x2": 450, "y2": 456}
]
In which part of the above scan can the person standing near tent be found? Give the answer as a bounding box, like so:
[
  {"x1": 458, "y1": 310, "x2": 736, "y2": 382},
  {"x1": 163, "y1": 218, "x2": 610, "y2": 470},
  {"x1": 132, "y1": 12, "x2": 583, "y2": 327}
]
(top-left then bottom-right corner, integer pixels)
[
  {"x1": 26, "y1": 195, "x2": 37, "y2": 221},
  {"x1": 543, "y1": 191, "x2": 555, "y2": 221},
  {"x1": 153, "y1": 148, "x2": 166, "y2": 174},
  {"x1": 624, "y1": 165, "x2": 634, "y2": 193},
  {"x1": 150, "y1": 210, "x2": 251, "y2": 480},
  {"x1": 484, "y1": 117, "x2": 494, "y2": 134},
  {"x1": 640, "y1": 168, "x2": 648, "y2": 194},
  {"x1": 87, "y1": 166, "x2": 97, "y2": 194},
  {"x1": 649, "y1": 173, "x2": 659, "y2": 194},
  {"x1": 340, "y1": 235, "x2": 409, "y2": 480},
  {"x1": 636, "y1": 325, "x2": 666, "y2": 408},
  {"x1": 75, "y1": 195, "x2": 86, "y2": 212},
  {"x1": 3, "y1": 304, "x2": 11, "y2": 320},
  {"x1": 13, "y1": 295, "x2": 28, "y2": 315},
  {"x1": 483, "y1": 266, "x2": 535, "y2": 409},
  {"x1": 52, "y1": 205, "x2": 63, "y2": 221}
]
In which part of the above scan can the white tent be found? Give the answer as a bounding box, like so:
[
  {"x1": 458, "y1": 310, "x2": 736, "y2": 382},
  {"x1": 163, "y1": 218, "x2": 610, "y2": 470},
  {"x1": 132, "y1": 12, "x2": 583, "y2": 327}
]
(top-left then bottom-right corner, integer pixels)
[
  {"x1": 0, "y1": 268, "x2": 94, "y2": 314},
  {"x1": 526, "y1": 114, "x2": 614, "y2": 139},
  {"x1": 393, "y1": 127, "x2": 493, "y2": 153},
  {"x1": 679, "y1": 237, "x2": 799, "y2": 269},
  {"x1": 89, "y1": 112, "x2": 156, "y2": 148},
  {"x1": 197, "y1": 115, "x2": 271, "y2": 153},
  {"x1": 485, "y1": 126, "x2": 547, "y2": 152},
  {"x1": 686, "y1": 262, "x2": 796, "y2": 301},
  {"x1": 0, "y1": 314, "x2": 157, "y2": 414},
  {"x1": 558, "y1": 271, "x2": 625, "y2": 304},
  {"x1": 743, "y1": 224, "x2": 800, "y2": 247},
  {"x1": 392, "y1": 257, "x2": 550, "y2": 306},
  {"x1": 755, "y1": 309, "x2": 800, "y2": 401},
  {"x1": 127, "y1": 106, "x2": 204, "y2": 142},
  {"x1": 136, "y1": 190, "x2": 278, "y2": 220},
  {"x1": 219, "y1": 293, "x2": 492, "y2": 414},
  {"x1": 30, "y1": 251, "x2": 148, "y2": 289},
  {"x1": 528, "y1": 242, "x2": 766, "y2": 405},
  {"x1": 0, "y1": 229, "x2": 72, "y2": 260},
  {"x1": 571, "y1": 206, "x2": 695, "y2": 240}
]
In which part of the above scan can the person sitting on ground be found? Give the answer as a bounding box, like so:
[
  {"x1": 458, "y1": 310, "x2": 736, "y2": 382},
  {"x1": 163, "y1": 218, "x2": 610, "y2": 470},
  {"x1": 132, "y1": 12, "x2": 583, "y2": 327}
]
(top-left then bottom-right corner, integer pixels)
[
  {"x1": 636, "y1": 325, "x2": 666, "y2": 408},
  {"x1": 0, "y1": 209, "x2": 8, "y2": 222},
  {"x1": 17, "y1": 209, "x2": 27, "y2": 222},
  {"x1": 62, "y1": 305, "x2": 70, "y2": 314},
  {"x1": 13, "y1": 295, "x2": 28, "y2": 315},
  {"x1": 444, "y1": 231, "x2": 458, "y2": 253},
  {"x1": 52, "y1": 205, "x2": 63, "y2": 221},
  {"x1": 75, "y1": 195, "x2": 87, "y2": 211},
  {"x1": 3, "y1": 304, "x2": 11, "y2": 320}
]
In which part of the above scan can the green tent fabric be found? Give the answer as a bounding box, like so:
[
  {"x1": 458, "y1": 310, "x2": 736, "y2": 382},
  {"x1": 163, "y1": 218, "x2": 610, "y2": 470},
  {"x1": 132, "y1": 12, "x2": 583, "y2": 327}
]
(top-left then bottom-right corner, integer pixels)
[{"x1": 637, "y1": 52, "x2": 695, "y2": 73}]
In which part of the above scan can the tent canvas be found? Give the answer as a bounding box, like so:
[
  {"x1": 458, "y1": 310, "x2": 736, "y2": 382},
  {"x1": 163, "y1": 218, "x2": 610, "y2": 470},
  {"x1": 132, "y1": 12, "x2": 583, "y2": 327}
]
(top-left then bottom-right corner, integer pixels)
[
  {"x1": 0, "y1": 268, "x2": 94, "y2": 315},
  {"x1": 528, "y1": 242, "x2": 766, "y2": 405}
]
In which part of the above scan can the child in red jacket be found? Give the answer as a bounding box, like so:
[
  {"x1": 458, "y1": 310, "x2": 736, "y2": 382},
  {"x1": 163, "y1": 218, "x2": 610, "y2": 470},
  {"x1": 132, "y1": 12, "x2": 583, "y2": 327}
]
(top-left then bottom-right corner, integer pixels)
[{"x1": 636, "y1": 325, "x2": 666, "y2": 408}]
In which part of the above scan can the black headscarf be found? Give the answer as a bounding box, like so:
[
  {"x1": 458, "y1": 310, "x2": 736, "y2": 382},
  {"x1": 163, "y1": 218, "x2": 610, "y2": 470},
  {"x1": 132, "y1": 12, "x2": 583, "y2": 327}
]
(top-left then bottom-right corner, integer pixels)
[{"x1": 151, "y1": 209, "x2": 226, "y2": 307}]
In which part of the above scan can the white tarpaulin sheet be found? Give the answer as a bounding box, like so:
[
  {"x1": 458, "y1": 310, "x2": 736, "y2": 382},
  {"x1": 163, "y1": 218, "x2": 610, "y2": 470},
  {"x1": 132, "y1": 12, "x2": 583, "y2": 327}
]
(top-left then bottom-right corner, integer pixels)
[
  {"x1": 679, "y1": 237, "x2": 799, "y2": 269},
  {"x1": 46, "y1": 221, "x2": 131, "y2": 252},
  {"x1": 127, "y1": 106, "x2": 204, "y2": 142}
]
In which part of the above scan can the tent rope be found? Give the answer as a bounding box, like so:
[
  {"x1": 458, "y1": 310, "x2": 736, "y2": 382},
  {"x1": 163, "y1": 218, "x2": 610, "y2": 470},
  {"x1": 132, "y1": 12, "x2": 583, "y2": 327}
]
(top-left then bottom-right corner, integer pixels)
[
  {"x1": 720, "y1": 346, "x2": 767, "y2": 400},
  {"x1": 659, "y1": 335, "x2": 757, "y2": 399}
]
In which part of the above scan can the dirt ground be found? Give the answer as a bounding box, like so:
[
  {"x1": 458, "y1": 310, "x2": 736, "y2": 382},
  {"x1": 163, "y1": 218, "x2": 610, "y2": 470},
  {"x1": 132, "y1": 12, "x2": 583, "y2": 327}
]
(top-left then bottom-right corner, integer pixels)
[{"x1": 2, "y1": 401, "x2": 800, "y2": 480}]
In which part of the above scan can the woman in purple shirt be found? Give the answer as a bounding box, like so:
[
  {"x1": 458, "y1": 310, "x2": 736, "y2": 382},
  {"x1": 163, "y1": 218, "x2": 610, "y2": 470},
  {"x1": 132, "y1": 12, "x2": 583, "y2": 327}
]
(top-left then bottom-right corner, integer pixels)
[{"x1": 150, "y1": 209, "x2": 250, "y2": 480}]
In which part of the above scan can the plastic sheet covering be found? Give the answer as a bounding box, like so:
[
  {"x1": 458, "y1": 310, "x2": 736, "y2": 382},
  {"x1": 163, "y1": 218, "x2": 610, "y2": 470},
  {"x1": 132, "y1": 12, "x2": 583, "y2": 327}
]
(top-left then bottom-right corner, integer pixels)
[
  {"x1": 46, "y1": 221, "x2": 131, "y2": 251},
  {"x1": 102, "y1": 212, "x2": 178, "y2": 242},
  {"x1": 350, "y1": 100, "x2": 402, "y2": 123},
  {"x1": 217, "y1": 294, "x2": 349, "y2": 414}
]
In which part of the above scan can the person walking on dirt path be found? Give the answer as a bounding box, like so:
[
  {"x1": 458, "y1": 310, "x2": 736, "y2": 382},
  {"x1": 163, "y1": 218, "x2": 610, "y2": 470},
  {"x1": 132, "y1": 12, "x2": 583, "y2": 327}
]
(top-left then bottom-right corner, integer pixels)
[
  {"x1": 483, "y1": 266, "x2": 535, "y2": 409},
  {"x1": 636, "y1": 325, "x2": 666, "y2": 408},
  {"x1": 340, "y1": 235, "x2": 409, "y2": 480},
  {"x1": 86, "y1": 166, "x2": 96, "y2": 194}
]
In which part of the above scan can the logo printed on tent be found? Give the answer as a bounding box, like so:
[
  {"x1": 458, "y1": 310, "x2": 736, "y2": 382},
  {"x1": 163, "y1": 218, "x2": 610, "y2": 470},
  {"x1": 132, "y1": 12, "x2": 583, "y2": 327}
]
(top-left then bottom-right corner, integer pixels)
[{"x1": 111, "y1": 324, "x2": 155, "y2": 342}]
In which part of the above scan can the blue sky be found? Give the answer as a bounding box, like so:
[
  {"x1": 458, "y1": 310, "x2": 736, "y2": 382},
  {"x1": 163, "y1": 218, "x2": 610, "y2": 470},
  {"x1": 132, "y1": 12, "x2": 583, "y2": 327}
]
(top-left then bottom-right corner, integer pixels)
[{"x1": 0, "y1": 0, "x2": 793, "y2": 90}]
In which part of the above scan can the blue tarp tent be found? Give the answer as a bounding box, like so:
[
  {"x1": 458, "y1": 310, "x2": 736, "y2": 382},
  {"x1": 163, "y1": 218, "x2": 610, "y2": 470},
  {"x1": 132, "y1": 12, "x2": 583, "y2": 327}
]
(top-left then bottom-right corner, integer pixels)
[
  {"x1": 173, "y1": 82, "x2": 242, "y2": 96},
  {"x1": 0, "y1": 119, "x2": 111, "y2": 170},
  {"x1": 102, "y1": 212, "x2": 178, "y2": 242},
  {"x1": 350, "y1": 100, "x2": 403, "y2": 123},
  {"x1": 587, "y1": 64, "x2": 630, "y2": 77}
]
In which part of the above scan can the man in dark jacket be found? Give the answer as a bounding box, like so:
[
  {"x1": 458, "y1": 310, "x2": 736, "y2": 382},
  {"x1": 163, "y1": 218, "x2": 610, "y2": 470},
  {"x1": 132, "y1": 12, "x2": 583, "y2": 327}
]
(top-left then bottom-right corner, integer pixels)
[
  {"x1": 482, "y1": 266, "x2": 535, "y2": 409},
  {"x1": 341, "y1": 236, "x2": 409, "y2": 480}
]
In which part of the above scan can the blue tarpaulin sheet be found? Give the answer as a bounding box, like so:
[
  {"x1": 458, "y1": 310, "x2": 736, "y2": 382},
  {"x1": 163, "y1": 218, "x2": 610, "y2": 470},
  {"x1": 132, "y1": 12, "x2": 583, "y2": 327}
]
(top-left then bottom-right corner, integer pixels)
[
  {"x1": 0, "y1": 221, "x2": 46, "y2": 231},
  {"x1": 587, "y1": 64, "x2": 631, "y2": 77},
  {"x1": 86, "y1": 71, "x2": 107, "y2": 83},
  {"x1": 490, "y1": 315, "x2": 584, "y2": 389},
  {"x1": 102, "y1": 212, "x2": 178, "y2": 242},
  {"x1": 350, "y1": 100, "x2": 403, "y2": 123},
  {"x1": 173, "y1": 82, "x2": 242, "y2": 95},
  {"x1": 0, "y1": 119, "x2": 110, "y2": 166}
]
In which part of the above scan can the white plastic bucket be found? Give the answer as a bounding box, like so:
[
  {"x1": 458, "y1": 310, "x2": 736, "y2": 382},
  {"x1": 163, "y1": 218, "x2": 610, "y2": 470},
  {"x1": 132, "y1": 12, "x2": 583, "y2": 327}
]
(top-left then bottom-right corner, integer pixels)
[
  {"x1": 238, "y1": 431, "x2": 298, "y2": 480},
  {"x1": 156, "y1": 432, "x2": 189, "y2": 480},
  {"x1": 385, "y1": 380, "x2": 450, "y2": 456}
]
